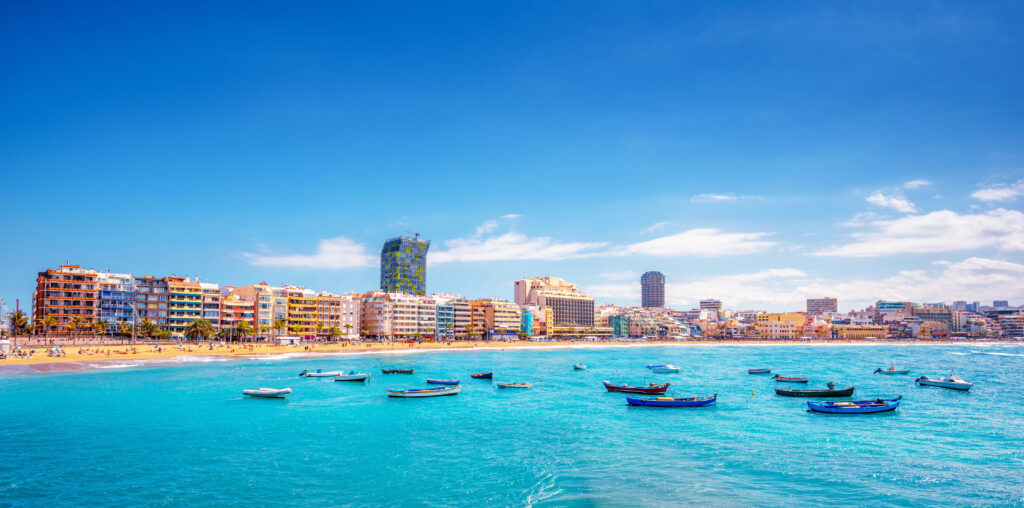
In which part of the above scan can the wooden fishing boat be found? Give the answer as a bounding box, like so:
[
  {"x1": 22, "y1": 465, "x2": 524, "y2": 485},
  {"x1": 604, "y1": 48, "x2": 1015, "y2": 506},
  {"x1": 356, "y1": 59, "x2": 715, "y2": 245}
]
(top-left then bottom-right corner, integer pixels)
[
  {"x1": 748, "y1": 368, "x2": 772, "y2": 374},
  {"x1": 776, "y1": 385, "x2": 854, "y2": 397},
  {"x1": 386, "y1": 385, "x2": 461, "y2": 398},
  {"x1": 574, "y1": 364, "x2": 587, "y2": 370},
  {"x1": 874, "y1": 367, "x2": 910, "y2": 375},
  {"x1": 626, "y1": 394, "x2": 716, "y2": 407},
  {"x1": 334, "y1": 371, "x2": 370, "y2": 382},
  {"x1": 647, "y1": 364, "x2": 681, "y2": 373},
  {"x1": 243, "y1": 387, "x2": 292, "y2": 398},
  {"x1": 771, "y1": 375, "x2": 809, "y2": 383},
  {"x1": 425, "y1": 378, "x2": 460, "y2": 385},
  {"x1": 807, "y1": 397, "x2": 901, "y2": 414},
  {"x1": 496, "y1": 382, "x2": 533, "y2": 389},
  {"x1": 300, "y1": 369, "x2": 341, "y2": 377},
  {"x1": 382, "y1": 368, "x2": 414, "y2": 374},
  {"x1": 915, "y1": 374, "x2": 973, "y2": 391},
  {"x1": 471, "y1": 372, "x2": 493, "y2": 379},
  {"x1": 603, "y1": 381, "x2": 670, "y2": 394}
]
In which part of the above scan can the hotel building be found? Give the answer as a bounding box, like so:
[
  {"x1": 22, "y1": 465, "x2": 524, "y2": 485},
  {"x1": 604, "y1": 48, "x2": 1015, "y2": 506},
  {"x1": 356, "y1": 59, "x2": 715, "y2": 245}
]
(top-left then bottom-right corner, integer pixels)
[
  {"x1": 286, "y1": 286, "x2": 318, "y2": 335},
  {"x1": 134, "y1": 276, "x2": 169, "y2": 328},
  {"x1": 201, "y1": 282, "x2": 221, "y2": 325},
  {"x1": 97, "y1": 271, "x2": 136, "y2": 332},
  {"x1": 33, "y1": 264, "x2": 100, "y2": 334},
  {"x1": 380, "y1": 235, "x2": 430, "y2": 295},
  {"x1": 360, "y1": 292, "x2": 437, "y2": 340},
  {"x1": 514, "y1": 276, "x2": 595, "y2": 336},
  {"x1": 166, "y1": 276, "x2": 202, "y2": 336},
  {"x1": 469, "y1": 298, "x2": 522, "y2": 339},
  {"x1": 640, "y1": 271, "x2": 665, "y2": 308},
  {"x1": 806, "y1": 297, "x2": 838, "y2": 316}
]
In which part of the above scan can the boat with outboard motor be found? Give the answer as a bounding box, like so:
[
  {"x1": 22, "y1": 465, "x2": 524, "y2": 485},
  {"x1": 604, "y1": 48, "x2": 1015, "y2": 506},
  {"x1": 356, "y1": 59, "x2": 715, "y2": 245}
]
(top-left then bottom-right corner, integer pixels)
[
  {"x1": 807, "y1": 397, "x2": 901, "y2": 414},
  {"x1": 334, "y1": 371, "x2": 370, "y2": 382},
  {"x1": 626, "y1": 394, "x2": 716, "y2": 407},
  {"x1": 776, "y1": 382, "x2": 855, "y2": 397},
  {"x1": 915, "y1": 374, "x2": 973, "y2": 391},
  {"x1": 603, "y1": 381, "x2": 670, "y2": 394}
]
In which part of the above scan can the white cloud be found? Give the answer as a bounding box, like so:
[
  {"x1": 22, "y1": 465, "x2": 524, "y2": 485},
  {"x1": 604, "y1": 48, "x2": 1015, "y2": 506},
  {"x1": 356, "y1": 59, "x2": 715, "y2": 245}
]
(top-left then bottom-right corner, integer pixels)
[
  {"x1": 618, "y1": 228, "x2": 776, "y2": 257},
  {"x1": 240, "y1": 237, "x2": 375, "y2": 269},
  {"x1": 474, "y1": 220, "x2": 498, "y2": 237},
  {"x1": 586, "y1": 258, "x2": 1024, "y2": 311},
  {"x1": 971, "y1": 179, "x2": 1024, "y2": 202},
  {"x1": 691, "y1": 193, "x2": 736, "y2": 203},
  {"x1": 640, "y1": 221, "x2": 672, "y2": 234},
  {"x1": 500, "y1": 214, "x2": 521, "y2": 219},
  {"x1": 866, "y1": 191, "x2": 917, "y2": 213},
  {"x1": 902, "y1": 179, "x2": 931, "y2": 189},
  {"x1": 814, "y1": 209, "x2": 1024, "y2": 257},
  {"x1": 430, "y1": 232, "x2": 607, "y2": 263},
  {"x1": 839, "y1": 211, "x2": 886, "y2": 227},
  {"x1": 597, "y1": 270, "x2": 640, "y2": 282}
]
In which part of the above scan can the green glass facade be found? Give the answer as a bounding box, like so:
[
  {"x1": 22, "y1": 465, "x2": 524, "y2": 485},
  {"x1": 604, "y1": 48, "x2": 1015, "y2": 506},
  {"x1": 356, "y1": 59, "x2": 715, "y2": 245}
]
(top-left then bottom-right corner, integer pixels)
[{"x1": 380, "y1": 236, "x2": 430, "y2": 295}]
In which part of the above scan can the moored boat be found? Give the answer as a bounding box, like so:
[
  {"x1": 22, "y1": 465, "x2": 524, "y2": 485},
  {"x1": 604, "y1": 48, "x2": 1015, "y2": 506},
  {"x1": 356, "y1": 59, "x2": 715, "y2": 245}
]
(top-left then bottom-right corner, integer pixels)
[
  {"x1": 647, "y1": 364, "x2": 681, "y2": 373},
  {"x1": 748, "y1": 368, "x2": 772, "y2": 374},
  {"x1": 386, "y1": 385, "x2": 462, "y2": 398},
  {"x1": 771, "y1": 375, "x2": 809, "y2": 383},
  {"x1": 243, "y1": 387, "x2": 292, "y2": 398},
  {"x1": 603, "y1": 381, "x2": 670, "y2": 394},
  {"x1": 426, "y1": 378, "x2": 460, "y2": 385},
  {"x1": 382, "y1": 368, "x2": 414, "y2": 374},
  {"x1": 574, "y1": 364, "x2": 587, "y2": 370},
  {"x1": 300, "y1": 369, "x2": 341, "y2": 377},
  {"x1": 471, "y1": 372, "x2": 493, "y2": 379},
  {"x1": 807, "y1": 397, "x2": 901, "y2": 414},
  {"x1": 627, "y1": 394, "x2": 717, "y2": 407},
  {"x1": 334, "y1": 371, "x2": 370, "y2": 382},
  {"x1": 915, "y1": 374, "x2": 973, "y2": 391},
  {"x1": 874, "y1": 366, "x2": 910, "y2": 375},
  {"x1": 496, "y1": 382, "x2": 533, "y2": 389},
  {"x1": 776, "y1": 384, "x2": 855, "y2": 397}
]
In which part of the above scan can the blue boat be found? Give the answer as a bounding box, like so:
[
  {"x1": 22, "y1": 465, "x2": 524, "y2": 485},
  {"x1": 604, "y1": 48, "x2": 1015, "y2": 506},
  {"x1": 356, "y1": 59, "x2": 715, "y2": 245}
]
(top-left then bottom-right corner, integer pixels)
[
  {"x1": 471, "y1": 372, "x2": 493, "y2": 379},
  {"x1": 807, "y1": 396, "x2": 901, "y2": 414},
  {"x1": 425, "y1": 378, "x2": 460, "y2": 385},
  {"x1": 626, "y1": 394, "x2": 717, "y2": 407}
]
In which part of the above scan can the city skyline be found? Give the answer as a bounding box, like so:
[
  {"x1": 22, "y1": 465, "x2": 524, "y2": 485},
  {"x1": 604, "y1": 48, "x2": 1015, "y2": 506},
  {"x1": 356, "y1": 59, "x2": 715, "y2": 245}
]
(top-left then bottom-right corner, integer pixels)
[{"x1": 3, "y1": 3, "x2": 1024, "y2": 312}]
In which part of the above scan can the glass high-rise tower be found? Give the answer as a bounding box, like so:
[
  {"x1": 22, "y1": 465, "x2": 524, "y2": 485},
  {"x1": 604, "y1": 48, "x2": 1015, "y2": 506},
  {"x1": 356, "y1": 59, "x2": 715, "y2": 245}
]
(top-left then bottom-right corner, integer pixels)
[
  {"x1": 641, "y1": 271, "x2": 665, "y2": 308},
  {"x1": 380, "y1": 235, "x2": 430, "y2": 295}
]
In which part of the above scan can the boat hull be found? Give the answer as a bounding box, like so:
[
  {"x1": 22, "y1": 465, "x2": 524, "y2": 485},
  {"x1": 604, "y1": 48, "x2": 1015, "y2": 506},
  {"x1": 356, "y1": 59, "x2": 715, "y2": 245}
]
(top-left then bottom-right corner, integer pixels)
[
  {"x1": 387, "y1": 385, "x2": 461, "y2": 398},
  {"x1": 471, "y1": 372, "x2": 493, "y2": 379},
  {"x1": 916, "y1": 378, "x2": 972, "y2": 391},
  {"x1": 426, "y1": 379, "x2": 460, "y2": 385},
  {"x1": 772, "y1": 376, "x2": 809, "y2": 383},
  {"x1": 382, "y1": 369, "x2": 414, "y2": 374},
  {"x1": 776, "y1": 386, "x2": 855, "y2": 397},
  {"x1": 748, "y1": 369, "x2": 772, "y2": 374},
  {"x1": 627, "y1": 395, "x2": 716, "y2": 407},
  {"x1": 302, "y1": 371, "x2": 341, "y2": 377},
  {"x1": 574, "y1": 364, "x2": 586, "y2": 370},
  {"x1": 808, "y1": 398, "x2": 900, "y2": 414},
  {"x1": 649, "y1": 366, "x2": 681, "y2": 373},
  {"x1": 334, "y1": 374, "x2": 369, "y2": 382},
  {"x1": 874, "y1": 369, "x2": 910, "y2": 375},
  {"x1": 243, "y1": 388, "x2": 292, "y2": 398},
  {"x1": 496, "y1": 383, "x2": 532, "y2": 389},
  {"x1": 603, "y1": 381, "x2": 670, "y2": 394}
]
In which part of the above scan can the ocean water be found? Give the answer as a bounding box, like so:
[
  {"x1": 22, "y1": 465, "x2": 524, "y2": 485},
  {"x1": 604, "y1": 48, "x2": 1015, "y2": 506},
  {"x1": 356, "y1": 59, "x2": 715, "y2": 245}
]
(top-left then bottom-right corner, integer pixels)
[{"x1": 1, "y1": 344, "x2": 1023, "y2": 507}]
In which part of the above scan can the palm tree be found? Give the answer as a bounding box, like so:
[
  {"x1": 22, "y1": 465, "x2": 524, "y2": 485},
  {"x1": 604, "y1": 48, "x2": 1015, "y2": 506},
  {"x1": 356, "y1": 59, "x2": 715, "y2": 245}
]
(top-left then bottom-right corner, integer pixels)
[
  {"x1": 216, "y1": 328, "x2": 232, "y2": 341},
  {"x1": 343, "y1": 323, "x2": 353, "y2": 339},
  {"x1": 69, "y1": 316, "x2": 85, "y2": 343},
  {"x1": 274, "y1": 318, "x2": 288, "y2": 337},
  {"x1": 464, "y1": 323, "x2": 475, "y2": 340},
  {"x1": 315, "y1": 321, "x2": 324, "y2": 339},
  {"x1": 138, "y1": 318, "x2": 156, "y2": 340},
  {"x1": 235, "y1": 321, "x2": 255, "y2": 342},
  {"x1": 92, "y1": 320, "x2": 108, "y2": 340},
  {"x1": 328, "y1": 326, "x2": 341, "y2": 341},
  {"x1": 184, "y1": 319, "x2": 216, "y2": 341},
  {"x1": 8, "y1": 310, "x2": 29, "y2": 337},
  {"x1": 118, "y1": 321, "x2": 133, "y2": 339},
  {"x1": 39, "y1": 316, "x2": 57, "y2": 340}
]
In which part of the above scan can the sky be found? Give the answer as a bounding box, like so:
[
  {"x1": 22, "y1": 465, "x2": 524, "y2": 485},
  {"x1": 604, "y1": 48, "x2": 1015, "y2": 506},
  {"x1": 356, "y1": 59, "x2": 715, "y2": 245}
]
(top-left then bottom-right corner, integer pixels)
[{"x1": 2, "y1": 1, "x2": 1023, "y2": 314}]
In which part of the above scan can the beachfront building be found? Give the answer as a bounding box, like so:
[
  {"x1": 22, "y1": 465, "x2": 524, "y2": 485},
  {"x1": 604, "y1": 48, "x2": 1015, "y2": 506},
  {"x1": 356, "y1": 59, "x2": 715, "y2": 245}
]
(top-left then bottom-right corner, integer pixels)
[
  {"x1": 640, "y1": 271, "x2": 665, "y2": 308},
  {"x1": 513, "y1": 276, "x2": 594, "y2": 337},
  {"x1": 380, "y1": 235, "x2": 430, "y2": 295},
  {"x1": 286, "y1": 286, "x2": 318, "y2": 336},
  {"x1": 32, "y1": 264, "x2": 101, "y2": 335},
  {"x1": 360, "y1": 292, "x2": 437, "y2": 340},
  {"x1": 470, "y1": 298, "x2": 522, "y2": 340},
  {"x1": 699, "y1": 299, "x2": 723, "y2": 321},
  {"x1": 219, "y1": 294, "x2": 256, "y2": 334},
  {"x1": 609, "y1": 315, "x2": 630, "y2": 337},
  {"x1": 232, "y1": 283, "x2": 276, "y2": 333},
  {"x1": 432, "y1": 293, "x2": 471, "y2": 340},
  {"x1": 316, "y1": 291, "x2": 343, "y2": 336},
  {"x1": 166, "y1": 276, "x2": 202, "y2": 336},
  {"x1": 134, "y1": 276, "x2": 169, "y2": 329},
  {"x1": 806, "y1": 297, "x2": 837, "y2": 316},
  {"x1": 200, "y1": 282, "x2": 221, "y2": 326},
  {"x1": 912, "y1": 304, "x2": 954, "y2": 330},
  {"x1": 97, "y1": 271, "x2": 136, "y2": 333},
  {"x1": 834, "y1": 324, "x2": 888, "y2": 340}
]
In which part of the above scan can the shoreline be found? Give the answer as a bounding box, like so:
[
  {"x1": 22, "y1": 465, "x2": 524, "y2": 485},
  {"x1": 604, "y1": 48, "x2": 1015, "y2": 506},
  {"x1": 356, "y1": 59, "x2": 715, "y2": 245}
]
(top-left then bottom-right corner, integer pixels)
[{"x1": 2, "y1": 339, "x2": 1021, "y2": 375}]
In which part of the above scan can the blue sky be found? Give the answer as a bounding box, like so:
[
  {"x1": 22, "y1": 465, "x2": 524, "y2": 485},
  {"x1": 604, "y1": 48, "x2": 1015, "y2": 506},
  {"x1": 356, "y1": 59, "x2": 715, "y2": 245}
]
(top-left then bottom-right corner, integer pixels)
[{"x1": 2, "y1": 1, "x2": 1023, "y2": 313}]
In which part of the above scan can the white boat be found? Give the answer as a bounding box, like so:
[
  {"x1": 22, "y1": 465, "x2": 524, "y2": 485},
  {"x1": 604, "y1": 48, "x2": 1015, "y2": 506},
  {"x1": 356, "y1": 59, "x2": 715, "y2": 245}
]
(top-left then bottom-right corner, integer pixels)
[
  {"x1": 386, "y1": 385, "x2": 462, "y2": 398},
  {"x1": 916, "y1": 374, "x2": 973, "y2": 391},
  {"x1": 647, "y1": 364, "x2": 681, "y2": 373},
  {"x1": 574, "y1": 364, "x2": 587, "y2": 370},
  {"x1": 301, "y1": 369, "x2": 342, "y2": 377},
  {"x1": 334, "y1": 371, "x2": 370, "y2": 382},
  {"x1": 243, "y1": 388, "x2": 292, "y2": 398},
  {"x1": 496, "y1": 382, "x2": 533, "y2": 389}
]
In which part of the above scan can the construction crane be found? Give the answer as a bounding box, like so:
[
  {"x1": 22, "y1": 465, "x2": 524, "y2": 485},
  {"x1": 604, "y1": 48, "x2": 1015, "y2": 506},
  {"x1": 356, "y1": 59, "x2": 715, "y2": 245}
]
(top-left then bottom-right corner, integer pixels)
[{"x1": 406, "y1": 231, "x2": 420, "y2": 240}]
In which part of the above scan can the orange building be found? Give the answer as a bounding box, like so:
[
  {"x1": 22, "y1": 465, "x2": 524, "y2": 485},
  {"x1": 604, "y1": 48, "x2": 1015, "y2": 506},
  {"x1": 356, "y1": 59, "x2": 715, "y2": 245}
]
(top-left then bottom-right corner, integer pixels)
[{"x1": 32, "y1": 264, "x2": 100, "y2": 334}]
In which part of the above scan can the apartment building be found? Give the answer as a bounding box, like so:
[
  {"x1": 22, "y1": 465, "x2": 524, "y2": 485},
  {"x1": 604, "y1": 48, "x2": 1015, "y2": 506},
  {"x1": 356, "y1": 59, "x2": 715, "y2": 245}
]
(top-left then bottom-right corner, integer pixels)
[{"x1": 33, "y1": 264, "x2": 100, "y2": 333}]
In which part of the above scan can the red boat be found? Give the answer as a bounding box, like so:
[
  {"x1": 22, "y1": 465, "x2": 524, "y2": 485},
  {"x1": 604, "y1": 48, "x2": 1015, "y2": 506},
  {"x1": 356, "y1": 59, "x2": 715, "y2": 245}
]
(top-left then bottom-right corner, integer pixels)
[
  {"x1": 603, "y1": 381, "x2": 670, "y2": 394},
  {"x1": 771, "y1": 374, "x2": 809, "y2": 383}
]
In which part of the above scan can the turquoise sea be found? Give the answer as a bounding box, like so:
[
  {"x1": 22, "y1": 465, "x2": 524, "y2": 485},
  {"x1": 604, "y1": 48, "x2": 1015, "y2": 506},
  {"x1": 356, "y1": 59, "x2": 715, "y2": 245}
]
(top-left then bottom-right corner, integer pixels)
[{"x1": 2, "y1": 344, "x2": 1023, "y2": 507}]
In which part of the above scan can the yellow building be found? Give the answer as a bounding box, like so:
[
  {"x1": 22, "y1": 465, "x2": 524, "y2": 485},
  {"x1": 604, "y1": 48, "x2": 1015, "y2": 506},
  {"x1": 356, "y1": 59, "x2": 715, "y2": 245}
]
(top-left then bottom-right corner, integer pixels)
[
  {"x1": 754, "y1": 320, "x2": 798, "y2": 340},
  {"x1": 286, "y1": 286, "x2": 318, "y2": 335},
  {"x1": 834, "y1": 325, "x2": 888, "y2": 339},
  {"x1": 167, "y1": 276, "x2": 202, "y2": 336}
]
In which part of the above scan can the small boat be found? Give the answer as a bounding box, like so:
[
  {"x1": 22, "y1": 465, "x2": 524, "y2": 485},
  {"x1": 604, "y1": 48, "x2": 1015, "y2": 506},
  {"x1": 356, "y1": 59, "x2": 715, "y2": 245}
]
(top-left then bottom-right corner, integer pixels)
[
  {"x1": 386, "y1": 385, "x2": 462, "y2": 398},
  {"x1": 776, "y1": 384, "x2": 855, "y2": 397},
  {"x1": 496, "y1": 382, "x2": 533, "y2": 389},
  {"x1": 771, "y1": 375, "x2": 809, "y2": 383},
  {"x1": 807, "y1": 397, "x2": 901, "y2": 414},
  {"x1": 874, "y1": 367, "x2": 911, "y2": 375},
  {"x1": 470, "y1": 372, "x2": 493, "y2": 379},
  {"x1": 603, "y1": 381, "x2": 670, "y2": 394},
  {"x1": 748, "y1": 368, "x2": 772, "y2": 374},
  {"x1": 574, "y1": 364, "x2": 587, "y2": 370},
  {"x1": 300, "y1": 369, "x2": 341, "y2": 377},
  {"x1": 425, "y1": 378, "x2": 460, "y2": 385},
  {"x1": 627, "y1": 394, "x2": 717, "y2": 407},
  {"x1": 382, "y1": 368, "x2": 414, "y2": 374},
  {"x1": 647, "y1": 364, "x2": 681, "y2": 373},
  {"x1": 334, "y1": 371, "x2": 370, "y2": 382},
  {"x1": 243, "y1": 387, "x2": 292, "y2": 398},
  {"x1": 916, "y1": 374, "x2": 973, "y2": 391}
]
